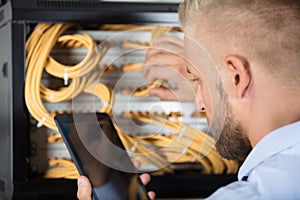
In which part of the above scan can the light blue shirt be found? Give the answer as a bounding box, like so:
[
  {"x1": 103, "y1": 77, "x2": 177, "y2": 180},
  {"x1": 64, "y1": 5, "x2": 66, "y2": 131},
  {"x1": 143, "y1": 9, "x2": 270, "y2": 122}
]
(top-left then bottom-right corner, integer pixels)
[{"x1": 207, "y1": 121, "x2": 300, "y2": 200}]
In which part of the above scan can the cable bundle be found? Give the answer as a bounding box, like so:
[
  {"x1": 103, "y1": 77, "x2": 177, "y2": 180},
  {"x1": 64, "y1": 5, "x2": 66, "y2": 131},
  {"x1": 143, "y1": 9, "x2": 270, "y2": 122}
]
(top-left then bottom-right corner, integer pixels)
[
  {"x1": 118, "y1": 112, "x2": 238, "y2": 175},
  {"x1": 25, "y1": 23, "x2": 110, "y2": 130},
  {"x1": 99, "y1": 24, "x2": 181, "y2": 32},
  {"x1": 44, "y1": 34, "x2": 104, "y2": 79},
  {"x1": 27, "y1": 24, "x2": 238, "y2": 178},
  {"x1": 43, "y1": 110, "x2": 238, "y2": 179}
]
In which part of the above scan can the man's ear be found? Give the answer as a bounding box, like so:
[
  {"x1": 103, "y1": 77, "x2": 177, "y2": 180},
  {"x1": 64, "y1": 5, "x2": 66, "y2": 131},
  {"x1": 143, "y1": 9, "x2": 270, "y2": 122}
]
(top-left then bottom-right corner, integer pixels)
[{"x1": 225, "y1": 55, "x2": 251, "y2": 98}]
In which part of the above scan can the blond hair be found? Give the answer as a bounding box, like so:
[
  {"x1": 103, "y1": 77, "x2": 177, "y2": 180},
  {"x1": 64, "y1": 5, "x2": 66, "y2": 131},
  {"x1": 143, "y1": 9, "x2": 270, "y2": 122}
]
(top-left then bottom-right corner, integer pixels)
[{"x1": 179, "y1": 0, "x2": 300, "y2": 86}]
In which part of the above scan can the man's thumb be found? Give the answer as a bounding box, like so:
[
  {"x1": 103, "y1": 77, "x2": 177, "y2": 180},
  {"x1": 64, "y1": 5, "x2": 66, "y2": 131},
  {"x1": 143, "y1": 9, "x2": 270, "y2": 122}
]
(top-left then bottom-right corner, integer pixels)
[{"x1": 77, "y1": 176, "x2": 92, "y2": 200}]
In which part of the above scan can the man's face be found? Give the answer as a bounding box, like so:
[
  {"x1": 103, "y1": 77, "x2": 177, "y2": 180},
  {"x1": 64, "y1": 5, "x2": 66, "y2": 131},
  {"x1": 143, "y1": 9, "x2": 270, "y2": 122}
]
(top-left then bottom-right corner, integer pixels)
[{"x1": 184, "y1": 29, "x2": 251, "y2": 162}]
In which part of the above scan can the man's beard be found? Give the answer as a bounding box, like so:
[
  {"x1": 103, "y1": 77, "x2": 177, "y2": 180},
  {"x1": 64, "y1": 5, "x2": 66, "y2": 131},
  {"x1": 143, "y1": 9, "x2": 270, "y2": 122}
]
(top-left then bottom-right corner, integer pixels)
[
  {"x1": 213, "y1": 104, "x2": 252, "y2": 163},
  {"x1": 208, "y1": 84, "x2": 252, "y2": 163}
]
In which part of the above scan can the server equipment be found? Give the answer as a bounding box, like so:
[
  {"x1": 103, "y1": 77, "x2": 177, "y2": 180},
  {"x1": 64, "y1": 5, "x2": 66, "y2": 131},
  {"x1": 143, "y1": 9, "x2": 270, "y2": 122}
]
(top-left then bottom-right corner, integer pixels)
[{"x1": 0, "y1": 0, "x2": 237, "y2": 199}]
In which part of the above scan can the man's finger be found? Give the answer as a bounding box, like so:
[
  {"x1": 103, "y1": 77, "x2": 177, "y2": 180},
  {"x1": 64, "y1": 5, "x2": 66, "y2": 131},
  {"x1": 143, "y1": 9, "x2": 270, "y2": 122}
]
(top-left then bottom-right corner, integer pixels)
[
  {"x1": 148, "y1": 191, "x2": 156, "y2": 200},
  {"x1": 132, "y1": 159, "x2": 141, "y2": 170},
  {"x1": 139, "y1": 173, "x2": 151, "y2": 185},
  {"x1": 77, "y1": 176, "x2": 92, "y2": 200}
]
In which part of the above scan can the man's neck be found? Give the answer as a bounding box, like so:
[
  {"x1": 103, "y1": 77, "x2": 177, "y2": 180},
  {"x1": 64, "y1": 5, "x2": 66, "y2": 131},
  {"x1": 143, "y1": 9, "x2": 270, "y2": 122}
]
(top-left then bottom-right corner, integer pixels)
[{"x1": 247, "y1": 86, "x2": 300, "y2": 147}]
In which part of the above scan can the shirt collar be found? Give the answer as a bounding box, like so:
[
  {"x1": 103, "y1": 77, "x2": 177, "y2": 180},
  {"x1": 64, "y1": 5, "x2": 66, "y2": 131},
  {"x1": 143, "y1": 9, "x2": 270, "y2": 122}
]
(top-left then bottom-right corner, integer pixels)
[{"x1": 238, "y1": 120, "x2": 300, "y2": 180}]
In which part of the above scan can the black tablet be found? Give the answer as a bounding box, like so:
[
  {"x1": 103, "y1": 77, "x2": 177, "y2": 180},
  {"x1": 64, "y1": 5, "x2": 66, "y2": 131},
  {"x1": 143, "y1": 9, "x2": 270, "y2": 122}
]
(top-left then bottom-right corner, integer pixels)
[{"x1": 54, "y1": 112, "x2": 150, "y2": 200}]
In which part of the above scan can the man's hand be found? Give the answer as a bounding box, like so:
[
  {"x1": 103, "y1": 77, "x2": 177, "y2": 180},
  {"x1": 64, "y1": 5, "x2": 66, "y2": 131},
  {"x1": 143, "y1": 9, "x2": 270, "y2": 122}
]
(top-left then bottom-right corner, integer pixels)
[
  {"x1": 77, "y1": 160, "x2": 155, "y2": 200},
  {"x1": 77, "y1": 174, "x2": 155, "y2": 200},
  {"x1": 143, "y1": 35, "x2": 196, "y2": 102}
]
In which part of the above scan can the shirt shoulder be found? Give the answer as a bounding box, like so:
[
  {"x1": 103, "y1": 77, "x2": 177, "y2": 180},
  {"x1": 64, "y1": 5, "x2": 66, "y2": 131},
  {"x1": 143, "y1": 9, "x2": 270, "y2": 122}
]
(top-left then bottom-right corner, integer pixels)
[
  {"x1": 206, "y1": 181, "x2": 260, "y2": 200},
  {"x1": 207, "y1": 143, "x2": 300, "y2": 200},
  {"x1": 247, "y1": 143, "x2": 300, "y2": 199},
  {"x1": 208, "y1": 122, "x2": 300, "y2": 200}
]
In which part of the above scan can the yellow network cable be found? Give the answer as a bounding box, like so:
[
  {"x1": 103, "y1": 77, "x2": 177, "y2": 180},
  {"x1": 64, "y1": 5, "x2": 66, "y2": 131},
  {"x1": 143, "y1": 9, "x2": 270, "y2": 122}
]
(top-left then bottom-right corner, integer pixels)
[
  {"x1": 40, "y1": 77, "x2": 88, "y2": 102},
  {"x1": 122, "y1": 62, "x2": 144, "y2": 72},
  {"x1": 44, "y1": 158, "x2": 79, "y2": 179},
  {"x1": 26, "y1": 24, "x2": 52, "y2": 66},
  {"x1": 25, "y1": 24, "x2": 70, "y2": 130},
  {"x1": 99, "y1": 24, "x2": 179, "y2": 32},
  {"x1": 98, "y1": 64, "x2": 116, "y2": 75},
  {"x1": 121, "y1": 26, "x2": 171, "y2": 50},
  {"x1": 45, "y1": 34, "x2": 107, "y2": 79},
  {"x1": 44, "y1": 111, "x2": 238, "y2": 178},
  {"x1": 83, "y1": 83, "x2": 114, "y2": 114},
  {"x1": 39, "y1": 25, "x2": 237, "y2": 178},
  {"x1": 120, "y1": 111, "x2": 238, "y2": 175},
  {"x1": 122, "y1": 41, "x2": 150, "y2": 50},
  {"x1": 114, "y1": 124, "x2": 174, "y2": 174},
  {"x1": 151, "y1": 113, "x2": 238, "y2": 174},
  {"x1": 133, "y1": 79, "x2": 166, "y2": 97},
  {"x1": 47, "y1": 133, "x2": 64, "y2": 143},
  {"x1": 25, "y1": 23, "x2": 110, "y2": 130}
]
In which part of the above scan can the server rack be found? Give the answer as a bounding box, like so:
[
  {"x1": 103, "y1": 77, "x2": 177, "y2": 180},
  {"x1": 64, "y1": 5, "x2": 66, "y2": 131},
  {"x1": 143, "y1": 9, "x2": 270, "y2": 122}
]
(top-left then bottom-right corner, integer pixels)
[{"x1": 0, "y1": 0, "x2": 236, "y2": 199}]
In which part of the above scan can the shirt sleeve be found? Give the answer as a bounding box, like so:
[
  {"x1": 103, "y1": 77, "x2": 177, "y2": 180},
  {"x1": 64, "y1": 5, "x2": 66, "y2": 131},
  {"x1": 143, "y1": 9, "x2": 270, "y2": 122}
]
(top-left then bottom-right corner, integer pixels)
[{"x1": 206, "y1": 181, "x2": 260, "y2": 200}]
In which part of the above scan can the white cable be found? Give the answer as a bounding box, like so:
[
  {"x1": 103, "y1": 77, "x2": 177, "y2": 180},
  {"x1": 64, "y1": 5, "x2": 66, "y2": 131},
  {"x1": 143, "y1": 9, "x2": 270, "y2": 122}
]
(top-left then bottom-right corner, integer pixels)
[
  {"x1": 37, "y1": 114, "x2": 49, "y2": 128},
  {"x1": 64, "y1": 67, "x2": 69, "y2": 86}
]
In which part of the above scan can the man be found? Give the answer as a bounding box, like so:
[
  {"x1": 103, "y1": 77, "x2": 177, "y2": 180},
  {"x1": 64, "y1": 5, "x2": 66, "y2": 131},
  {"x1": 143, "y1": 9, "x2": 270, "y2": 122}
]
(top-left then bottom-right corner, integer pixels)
[{"x1": 78, "y1": 0, "x2": 300, "y2": 199}]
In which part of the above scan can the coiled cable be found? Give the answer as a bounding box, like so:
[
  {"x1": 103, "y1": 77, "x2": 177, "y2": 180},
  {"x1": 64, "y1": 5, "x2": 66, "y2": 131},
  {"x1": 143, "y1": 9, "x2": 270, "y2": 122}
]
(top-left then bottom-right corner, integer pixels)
[{"x1": 25, "y1": 23, "x2": 110, "y2": 130}]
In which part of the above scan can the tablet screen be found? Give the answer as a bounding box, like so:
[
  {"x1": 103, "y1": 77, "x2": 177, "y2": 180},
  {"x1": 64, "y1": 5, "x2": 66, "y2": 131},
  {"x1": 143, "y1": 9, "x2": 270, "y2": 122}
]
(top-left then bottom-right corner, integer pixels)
[{"x1": 55, "y1": 113, "x2": 149, "y2": 200}]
